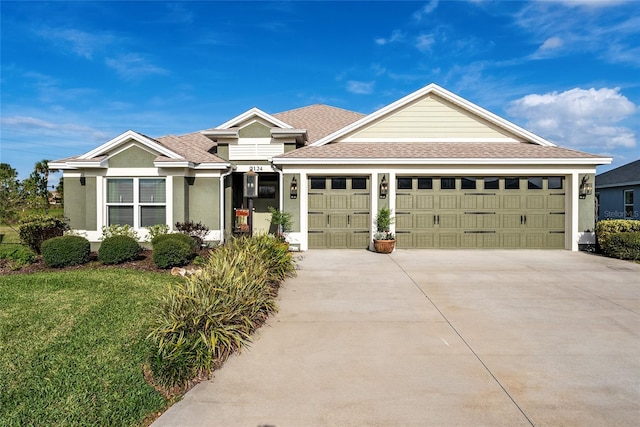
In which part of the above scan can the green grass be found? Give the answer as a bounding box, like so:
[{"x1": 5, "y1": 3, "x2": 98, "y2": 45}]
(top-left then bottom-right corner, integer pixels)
[{"x1": 0, "y1": 269, "x2": 179, "y2": 426}]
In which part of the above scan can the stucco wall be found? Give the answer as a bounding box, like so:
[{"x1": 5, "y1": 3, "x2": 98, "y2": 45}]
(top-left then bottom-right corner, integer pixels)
[
  {"x1": 188, "y1": 177, "x2": 220, "y2": 230},
  {"x1": 109, "y1": 144, "x2": 156, "y2": 168},
  {"x1": 64, "y1": 176, "x2": 97, "y2": 231}
]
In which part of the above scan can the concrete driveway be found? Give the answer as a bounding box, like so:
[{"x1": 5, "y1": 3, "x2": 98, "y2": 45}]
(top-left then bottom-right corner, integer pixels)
[{"x1": 153, "y1": 250, "x2": 640, "y2": 427}]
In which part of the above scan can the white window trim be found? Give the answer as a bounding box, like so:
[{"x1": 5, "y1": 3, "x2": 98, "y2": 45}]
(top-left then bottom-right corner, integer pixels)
[{"x1": 104, "y1": 177, "x2": 168, "y2": 229}]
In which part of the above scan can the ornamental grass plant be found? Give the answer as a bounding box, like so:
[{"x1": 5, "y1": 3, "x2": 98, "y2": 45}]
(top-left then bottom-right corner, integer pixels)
[{"x1": 147, "y1": 234, "x2": 295, "y2": 389}]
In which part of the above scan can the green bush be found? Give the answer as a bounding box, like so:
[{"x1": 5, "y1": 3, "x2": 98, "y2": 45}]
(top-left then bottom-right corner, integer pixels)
[
  {"x1": 18, "y1": 215, "x2": 69, "y2": 254},
  {"x1": 147, "y1": 235, "x2": 295, "y2": 388},
  {"x1": 152, "y1": 238, "x2": 193, "y2": 269},
  {"x1": 98, "y1": 235, "x2": 141, "y2": 265},
  {"x1": 0, "y1": 245, "x2": 37, "y2": 270},
  {"x1": 596, "y1": 220, "x2": 640, "y2": 251},
  {"x1": 175, "y1": 220, "x2": 209, "y2": 247},
  {"x1": 41, "y1": 235, "x2": 91, "y2": 268},
  {"x1": 145, "y1": 224, "x2": 170, "y2": 242},
  {"x1": 151, "y1": 233, "x2": 197, "y2": 252},
  {"x1": 100, "y1": 224, "x2": 140, "y2": 241},
  {"x1": 601, "y1": 232, "x2": 640, "y2": 261}
]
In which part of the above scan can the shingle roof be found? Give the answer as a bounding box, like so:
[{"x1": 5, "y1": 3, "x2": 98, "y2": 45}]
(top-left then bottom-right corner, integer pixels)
[
  {"x1": 277, "y1": 142, "x2": 606, "y2": 161},
  {"x1": 155, "y1": 132, "x2": 227, "y2": 164},
  {"x1": 273, "y1": 104, "x2": 365, "y2": 144},
  {"x1": 596, "y1": 158, "x2": 640, "y2": 187}
]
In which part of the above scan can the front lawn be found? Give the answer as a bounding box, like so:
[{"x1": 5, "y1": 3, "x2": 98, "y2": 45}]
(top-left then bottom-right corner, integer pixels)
[{"x1": 0, "y1": 269, "x2": 178, "y2": 426}]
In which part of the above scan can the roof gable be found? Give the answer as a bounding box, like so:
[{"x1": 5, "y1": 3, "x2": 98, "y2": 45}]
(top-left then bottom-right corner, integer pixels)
[
  {"x1": 311, "y1": 83, "x2": 556, "y2": 147},
  {"x1": 216, "y1": 107, "x2": 293, "y2": 130},
  {"x1": 79, "y1": 130, "x2": 181, "y2": 160}
]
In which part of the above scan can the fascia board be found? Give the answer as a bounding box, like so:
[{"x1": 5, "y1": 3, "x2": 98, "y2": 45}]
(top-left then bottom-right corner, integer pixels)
[
  {"x1": 201, "y1": 129, "x2": 239, "y2": 138},
  {"x1": 311, "y1": 83, "x2": 556, "y2": 147},
  {"x1": 216, "y1": 107, "x2": 293, "y2": 130},
  {"x1": 153, "y1": 161, "x2": 193, "y2": 168},
  {"x1": 596, "y1": 181, "x2": 640, "y2": 189},
  {"x1": 273, "y1": 157, "x2": 613, "y2": 166},
  {"x1": 48, "y1": 161, "x2": 75, "y2": 169},
  {"x1": 193, "y1": 162, "x2": 231, "y2": 170},
  {"x1": 79, "y1": 130, "x2": 180, "y2": 160}
]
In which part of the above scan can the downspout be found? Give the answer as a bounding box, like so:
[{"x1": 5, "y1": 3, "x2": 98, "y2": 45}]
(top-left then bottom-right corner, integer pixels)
[
  {"x1": 219, "y1": 166, "x2": 235, "y2": 244},
  {"x1": 271, "y1": 161, "x2": 284, "y2": 211}
]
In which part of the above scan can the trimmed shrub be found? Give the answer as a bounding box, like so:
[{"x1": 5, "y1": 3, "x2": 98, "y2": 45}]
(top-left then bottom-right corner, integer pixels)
[
  {"x1": 101, "y1": 224, "x2": 140, "y2": 241},
  {"x1": 145, "y1": 224, "x2": 170, "y2": 242},
  {"x1": 18, "y1": 215, "x2": 69, "y2": 254},
  {"x1": 41, "y1": 235, "x2": 91, "y2": 268},
  {"x1": 147, "y1": 234, "x2": 295, "y2": 388},
  {"x1": 98, "y1": 235, "x2": 141, "y2": 265},
  {"x1": 0, "y1": 245, "x2": 37, "y2": 270},
  {"x1": 151, "y1": 233, "x2": 197, "y2": 252},
  {"x1": 152, "y1": 238, "x2": 193, "y2": 269},
  {"x1": 175, "y1": 220, "x2": 209, "y2": 247},
  {"x1": 601, "y1": 232, "x2": 640, "y2": 261},
  {"x1": 596, "y1": 220, "x2": 640, "y2": 251}
]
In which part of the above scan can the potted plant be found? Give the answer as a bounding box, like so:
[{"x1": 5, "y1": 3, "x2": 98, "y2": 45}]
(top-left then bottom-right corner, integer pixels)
[
  {"x1": 268, "y1": 207, "x2": 293, "y2": 245},
  {"x1": 373, "y1": 207, "x2": 395, "y2": 253}
]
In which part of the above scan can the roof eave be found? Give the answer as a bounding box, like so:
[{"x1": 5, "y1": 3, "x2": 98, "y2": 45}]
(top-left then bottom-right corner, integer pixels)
[{"x1": 273, "y1": 157, "x2": 613, "y2": 166}]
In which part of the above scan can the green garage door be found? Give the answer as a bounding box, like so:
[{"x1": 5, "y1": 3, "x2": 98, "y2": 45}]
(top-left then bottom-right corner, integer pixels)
[
  {"x1": 308, "y1": 176, "x2": 370, "y2": 249},
  {"x1": 395, "y1": 176, "x2": 565, "y2": 248}
]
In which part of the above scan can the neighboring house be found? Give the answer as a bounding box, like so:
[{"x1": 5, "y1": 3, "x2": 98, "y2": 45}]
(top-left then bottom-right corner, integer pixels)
[
  {"x1": 51, "y1": 83, "x2": 611, "y2": 251},
  {"x1": 596, "y1": 159, "x2": 640, "y2": 221}
]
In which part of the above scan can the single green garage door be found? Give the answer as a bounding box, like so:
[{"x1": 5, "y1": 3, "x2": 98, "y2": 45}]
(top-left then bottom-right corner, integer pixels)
[
  {"x1": 308, "y1": 176, "x2": 371, "y2": 249},
  {"x1": 395, "y1": 176, "x2": 565, "y2": 248}
]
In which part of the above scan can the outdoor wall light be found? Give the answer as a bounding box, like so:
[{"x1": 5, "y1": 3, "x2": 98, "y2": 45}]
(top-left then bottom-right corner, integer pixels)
[
  {"x1": 243, "y1": 169, "x2": 258, "y2": 198},
  {"x1": 379, "y1": 175, "x2": 388, "y2": 199},
  {"x1": 79, "y1": 177, "x2": 86, "y2": 186},
  {"x1": 290, "y1": 177, "x2": 298, "y2": 199},
  {"x1": 579, "y1": 175, "x2": 592, "y2": 199}
]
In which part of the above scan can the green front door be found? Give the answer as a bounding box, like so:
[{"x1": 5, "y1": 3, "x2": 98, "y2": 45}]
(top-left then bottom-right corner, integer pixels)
[{"x1": 308, "y1": 176, "x2": 370, "y2": 249}]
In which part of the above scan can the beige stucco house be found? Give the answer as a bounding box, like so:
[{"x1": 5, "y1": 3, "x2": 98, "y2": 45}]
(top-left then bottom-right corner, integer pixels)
[{"x1": 51, "y1": 83, "x2": 611, "y2": 250}]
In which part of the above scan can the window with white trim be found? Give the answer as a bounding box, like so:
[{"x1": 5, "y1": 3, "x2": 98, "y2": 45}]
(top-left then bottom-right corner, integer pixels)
[
  {"x1": 624, "y1": 190, "x2": 634, "y2": 218},
  {"x1": 106, "y1": 178, "x2": 166, "y2": 227}
]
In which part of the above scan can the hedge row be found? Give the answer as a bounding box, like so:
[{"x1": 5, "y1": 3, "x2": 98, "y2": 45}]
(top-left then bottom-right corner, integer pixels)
[{"x1": 595, "y1": 220, "x2": 640, "y2": 260}]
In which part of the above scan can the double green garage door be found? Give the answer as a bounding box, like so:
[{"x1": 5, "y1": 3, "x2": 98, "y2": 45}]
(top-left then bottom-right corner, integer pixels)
[{"x1": 308, "y1": 176, "x2": 566, "y2": 249}]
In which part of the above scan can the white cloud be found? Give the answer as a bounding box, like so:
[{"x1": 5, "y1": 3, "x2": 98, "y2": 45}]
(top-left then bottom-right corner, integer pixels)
[
  {"x1": 375, "y1": 29, "x2": 405, "y2": 45},
  {"x1": 508, "y1": 87, "x2": 637, "y2": 150},
  {"x1": 346, "y1": 80, "x2": 375, "y2": 95},
  {"x1": 35, "y1": 27, "x2": 114, "y2": 59},
  {"x1": 416, "y1": 34, "x2": 435, "y2": 52},
  {"x1": 105, "y1": 53, "x2": 168, "y2": 80},
  {"x1": 539, "y1": 36, "x2": 564, "y2": 51},
  {"x1": 0, "y1": 116, "x2": 109, "y2": 142},
  {"x1": 413, "y1": 0, "x2": 439, "y2": 21}
]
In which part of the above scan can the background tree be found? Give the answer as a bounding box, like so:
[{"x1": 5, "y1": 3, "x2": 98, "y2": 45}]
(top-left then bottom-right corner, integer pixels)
[
  {"x1": 0, "y1": 163, "x2": 23, "y2": 225},
  {"x1": 22, "y1": 160, "x2": 54, "y2": 213}
]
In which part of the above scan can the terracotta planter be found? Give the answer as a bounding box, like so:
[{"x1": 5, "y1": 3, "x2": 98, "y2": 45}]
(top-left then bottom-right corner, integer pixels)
[{"x1": 373, "y1": 239, "x2": 395, "y2": 254}]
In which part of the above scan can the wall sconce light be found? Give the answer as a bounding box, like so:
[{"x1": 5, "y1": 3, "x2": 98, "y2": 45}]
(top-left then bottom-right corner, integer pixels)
[
  {"x1": 579, "y1": 175, "x2": 592, "y2": 199},
  {"x1": 379, "y1": 175, "x2": 388, "y2": 199},
  {"x1": 79, "y1": 177, "x2": 86, "y2": 186},
  {"x1": 290, "y1": 177, "x2": 298, "y2": 199}
]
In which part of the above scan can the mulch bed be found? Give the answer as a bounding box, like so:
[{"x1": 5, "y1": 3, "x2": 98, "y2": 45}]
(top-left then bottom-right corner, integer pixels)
[{"x1": 0, "y1": 249, "x2": 209, "y2": 276}]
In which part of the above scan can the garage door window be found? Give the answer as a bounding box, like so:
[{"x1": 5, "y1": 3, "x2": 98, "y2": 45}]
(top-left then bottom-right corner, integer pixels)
[
  {"x1": 528, "y1": 177, "x2": 543, "y2": 190},
  {"x1": 441, "y1": 178, "x2": 456, "y2": 190},
  {"x1": 484, "y1": 177, "x2": 499, "y2": 190},
  {"x1": 505, "y1": 178, "x2": 520, "y2": 190},
  {"x1": 397, "y1": 177, "x2": 413, "y2": 190},
  {"x1": 310, "y1": 177, "x2": 326, "y2": 189},
  {"x1": 417, "y1": 177, "x2": 432, "y2": 189},
  {"x1": 461, "y1": 177, "x2": 476, "y2": 190},
  {"x1": 331, "y1": 177, "x2": 347, "y2": 190},
  {"x1": 548, "y1": 176, "x2": 564, "y2": 189}
]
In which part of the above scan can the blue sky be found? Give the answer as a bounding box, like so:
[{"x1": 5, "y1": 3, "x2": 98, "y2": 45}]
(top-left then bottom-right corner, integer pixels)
[{"x1": 1, "y1": 0, "x2": 639, "y2": 186}]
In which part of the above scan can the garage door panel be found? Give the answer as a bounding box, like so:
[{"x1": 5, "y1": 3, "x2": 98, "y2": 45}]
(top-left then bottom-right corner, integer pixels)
[
  {"x1": 308, "y1": 194, "x2": 325, "y2": 210},
  {"x1": 439, "y1": 214, "x2": 458, "y2": 228},
  {"x1": 525, "y1": 214, "x2": 547, "y2": 229},
  {"x1": 396, "y1": 231, "x2": 412, "y2": 248},
  {"x1": 461, "y1": 196, "x2": 478, "y2": 209},
  {"x1": 548, "y1": 194, "x2": 565, "y2": 209},
  {"x1": 349, "y1": 213, "x2": 370, "y2": 229},
  {"x1": 527, "y1": 195, "x2": 545, "y2": 209},
  {"x1": 548, "y1": 213, "x2": 565, "y2": 229},
  {"x1": 351, "y1": 194, "x2": 369, "y2": 210},
  {"x1": 329, "y1": 195, "x2": 348, "y2": 209},
  {"x1": 461, "y1": 214, "x2": 478, "y2": 228},
  {"x1": 308, "y1": 213, "x2": 326, "y2": 229},
  {"x1": 503, "y1": 214, "x2": 521, "y2": 228},
  {"x1": 525, "y1": 233, "x2": 545, "y2": 248},
  {"x1": 439, "y1": 196, "x2": 458, "y2": 209},
  {"x1": 397, "y1": 194, "x2": 413, "y2": 210},
  {"x1": 308, "y1": 231, "x2": 327, "y2": 248},
  {"x1": 415, "y1": 195, "x2": 434, "y2": 209},
  {"x1": 482, "y1": 195, "x2": 500, "y2": 209},
  {"x1": 396, "y1": 213, "x2": 413, "y2": 229},
  {"x1": 350, "y1": 231, "x2": 370, "y2": 249},
  {"x1": 548, "y1": 232, "x2": 565, "y2": 248},
  {"x1": 329, "y1": 214, "x2": 348, "y2": 228},
  {"x1": 438, "y1": 233, "x2": 459, "y2": 248},
  {"x1": 329, "y1": 232, "x2": 348, "y2": 248},
  {"x1": 503, "y1": 195, "x2": 521, "y2": 209},
  {"x1": 414, "y1": 233, "x2": 435, "y2": 248},
  {"x1": 415, "y1": 214, "x2": 435, "y2": 229}
]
